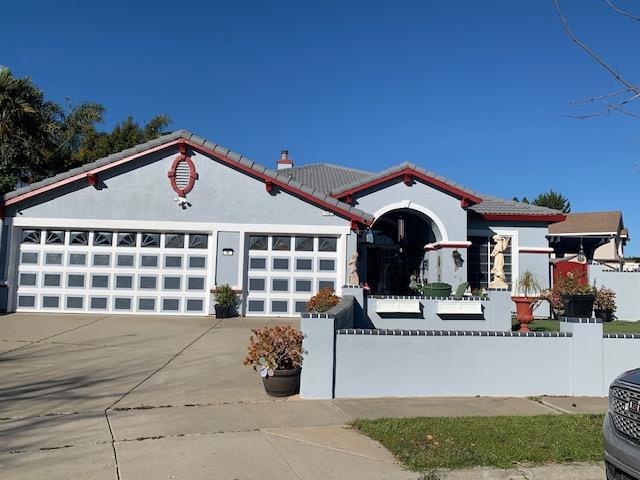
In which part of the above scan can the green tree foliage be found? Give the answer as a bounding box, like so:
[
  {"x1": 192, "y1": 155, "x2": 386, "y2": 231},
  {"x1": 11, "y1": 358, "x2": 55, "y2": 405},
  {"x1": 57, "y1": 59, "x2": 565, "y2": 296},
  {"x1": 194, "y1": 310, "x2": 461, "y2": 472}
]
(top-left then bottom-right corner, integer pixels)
[
  {"x1": 512, "y1": 196, "x2": 530, "y2": 204},
  {"x1": 532, "y1": 189, "x2": 571, "y2": 213},
  {"x1": 72, "y1": 115, "x2": 171, "y2": 164},
  {"x1": 0, "y1": 67, "x2": 171, "y2": 193}
]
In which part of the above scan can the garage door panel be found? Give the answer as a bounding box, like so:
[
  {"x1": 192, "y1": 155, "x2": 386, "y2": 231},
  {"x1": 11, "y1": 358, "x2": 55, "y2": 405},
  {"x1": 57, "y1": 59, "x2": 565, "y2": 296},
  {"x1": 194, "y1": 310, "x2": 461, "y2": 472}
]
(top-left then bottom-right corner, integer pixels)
[
  {"x1": 245, "y1": 234, "x2": 339, "y2": 317},
  {"x1": 15, "y1": 229, "x2": 212, "y2": 315}
]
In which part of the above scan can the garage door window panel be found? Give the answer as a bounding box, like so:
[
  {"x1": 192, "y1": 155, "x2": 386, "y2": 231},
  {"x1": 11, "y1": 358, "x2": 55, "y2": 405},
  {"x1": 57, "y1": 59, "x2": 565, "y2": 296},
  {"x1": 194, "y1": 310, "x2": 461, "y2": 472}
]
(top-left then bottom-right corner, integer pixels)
[
  {"x1": 165, "y1": 233, "x2": 185, "y2": 249},
  {"x1": 271, "y1": 300, "x2": 289, "y2": 314},
  {"x1": 162, "y1": 298, "x2": 180, "y2": 311},
  {"x1": 272, "y1": 236, "x2": 291, "y2": 251},
  {"x1": 138, "y1": 298, "x2": 156, "y2": 311},
  {"x1": 272, "y1": 278, "x2": 289, "y2": 293},
  {"x1": 69, "y1": 231, "x2": 89, "y2": 245},
  {"x1": 93, "y1": 232, "x2": 113, "y2": 246},
  {"x1": 19, "y1": 273, "x2": 37, "y2": 286},
  {"x1": 69, "y1": 253, "x2": 87, "y2": 266},
  {"x1": 115, "y1": 275, "x2": 134, "y2": 289},
  {"x1": 45, "y1": 231, "x2": 65, "y2": 245},
  {"x1": 165, "y1": 255, "x2": 182, "y2": 268},
  {"x1": 272, "y1": 258, "x2": 290, "y2": 271},
  {"x1": 186, "y1": 299, "x2": 204, "y2": 312},
  {"x1": 117, "y1": 233, "x2": 137, "y2": 247},
  {"x1": 66, "y1": 296, "x2": 84, "y2": 309},
  {"x1": 90, "y1": 297, "x2": 108, "y2": 310},
  {"x1": 140, "y1": 255, "x2": 158, "y2": 268},
  {"x1": 18, "y1": 295, "x2": 36, "y2": 307},
  {"x1": 91, "y1": 275, "x2": 109, "y2": 289},
  {"x1": 92, "y1": 254, "x2": 111, "y2": 267},
  {"x1": 188, "y1": 234, "x2": 208, "y2": 249},
  {"x1": 67, "y1": 274, "x2": 86, "y2": 288},
  {"x1": 117, "y1": 254, "x2": 135, "y2": 267},
  {"x1": 139, "y1": 276, "x2": 157, "y2": 290},
  {"x1": 114, "y1": 297, "x2": 132, "y2": 311},
  {"x1": 44, "y1": 274, "x2": 61, "y2": 287},
  {"x1": 295, "y1": 237, "x2": 314, "y2": 252},
  {"x1": 21, "y1": 230, "x2": 41, "y2": 244},
  {"x1": 42, "y1": 296, "x2": 60, "y2": 309},
  {"x1": 318, "y1": 237, "x2": 337, "y2": 252},
  {"x1": 188, "y1": 256, "x2": 206, "y2": 269},
  {"x1": 187, "y1": 277, "x2": 205, "y2": 291},
  {"x1": 45, "y1": 253, "x2": 62, "y2": 265},
  {"x1": 163, "y1": 276, "x2": 182, "y2": 290}
]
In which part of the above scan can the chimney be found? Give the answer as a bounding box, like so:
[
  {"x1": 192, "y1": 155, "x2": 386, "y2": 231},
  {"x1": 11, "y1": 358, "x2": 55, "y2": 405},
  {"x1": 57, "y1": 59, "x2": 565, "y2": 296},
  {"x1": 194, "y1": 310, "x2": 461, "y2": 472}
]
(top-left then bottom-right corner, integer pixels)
[{"x1": 277, "y1": 149, "x2": 294, "y2": 170}]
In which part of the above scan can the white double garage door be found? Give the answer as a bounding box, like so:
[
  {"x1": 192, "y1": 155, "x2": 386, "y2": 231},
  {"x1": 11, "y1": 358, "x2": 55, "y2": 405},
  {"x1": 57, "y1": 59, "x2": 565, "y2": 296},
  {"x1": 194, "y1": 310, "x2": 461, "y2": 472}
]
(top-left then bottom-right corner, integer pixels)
[{"x1": 14, "y1": 229, "x2": 211, "y2": 315}]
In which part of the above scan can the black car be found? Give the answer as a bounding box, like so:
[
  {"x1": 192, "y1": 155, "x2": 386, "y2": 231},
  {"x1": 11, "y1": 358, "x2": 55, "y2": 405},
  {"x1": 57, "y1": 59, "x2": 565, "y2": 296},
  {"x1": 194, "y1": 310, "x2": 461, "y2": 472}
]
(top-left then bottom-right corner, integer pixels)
[{"x1": 605, "y1": 368, "x2": 640, "y2": 480}]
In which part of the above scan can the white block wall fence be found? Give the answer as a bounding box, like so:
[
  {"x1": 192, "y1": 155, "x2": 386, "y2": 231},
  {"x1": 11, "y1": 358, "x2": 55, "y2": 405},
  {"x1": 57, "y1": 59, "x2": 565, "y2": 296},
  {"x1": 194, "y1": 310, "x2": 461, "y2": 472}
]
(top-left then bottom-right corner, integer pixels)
[
  {"x1": 299, "y1": 291, "x2": 640, "y2": 399},
  {"x1": 589, "y1": 264, "x2": 640, "y2": 321}
]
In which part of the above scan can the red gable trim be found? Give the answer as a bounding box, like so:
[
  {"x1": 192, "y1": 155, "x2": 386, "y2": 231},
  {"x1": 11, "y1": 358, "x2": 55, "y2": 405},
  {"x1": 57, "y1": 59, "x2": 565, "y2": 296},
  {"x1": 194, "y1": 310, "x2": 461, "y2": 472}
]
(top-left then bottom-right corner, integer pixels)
[
  {"x1": 480, "y1": 213, "x2": 567, "y2": 222},
  {"x1": 4, "y1": 139, "x2": 185, "y2": 207},
  {"x1": 333, "y1": 168, "x2": 483, "y2": 204},
  {"x1": 3, "y1": 137, "x2": 371, "y2": 226}
]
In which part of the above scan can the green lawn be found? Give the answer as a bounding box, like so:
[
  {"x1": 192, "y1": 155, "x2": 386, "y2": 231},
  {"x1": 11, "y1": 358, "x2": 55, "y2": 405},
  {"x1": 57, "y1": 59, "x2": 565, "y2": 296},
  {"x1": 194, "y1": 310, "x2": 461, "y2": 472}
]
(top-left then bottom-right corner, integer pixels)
[
  {"x1": 512, "y1": 319, "x2": 640, "y2": 333},
  {"x1": 352, "y1": 414, "x2": 604, "y2": 471}
]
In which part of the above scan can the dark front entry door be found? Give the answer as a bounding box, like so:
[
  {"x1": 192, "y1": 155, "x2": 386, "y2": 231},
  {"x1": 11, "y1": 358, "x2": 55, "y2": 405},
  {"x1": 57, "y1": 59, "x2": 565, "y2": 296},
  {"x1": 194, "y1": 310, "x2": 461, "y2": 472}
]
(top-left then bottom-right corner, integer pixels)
[{"x1": 366, "y1": 244, "x2": 426, "y2": 295}]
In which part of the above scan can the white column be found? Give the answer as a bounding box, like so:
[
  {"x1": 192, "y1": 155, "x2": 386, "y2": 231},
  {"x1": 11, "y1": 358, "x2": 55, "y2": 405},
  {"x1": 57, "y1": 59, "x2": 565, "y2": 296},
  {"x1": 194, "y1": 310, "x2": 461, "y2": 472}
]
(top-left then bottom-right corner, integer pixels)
[{"x1": 560, "y1": 317, "x2": 605, "y2": 396}]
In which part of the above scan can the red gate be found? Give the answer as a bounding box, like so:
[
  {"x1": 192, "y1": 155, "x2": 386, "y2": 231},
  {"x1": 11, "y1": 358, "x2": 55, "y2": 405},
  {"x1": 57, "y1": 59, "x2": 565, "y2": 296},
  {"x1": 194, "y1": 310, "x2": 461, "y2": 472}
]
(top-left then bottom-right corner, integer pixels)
[{"x1": 553, "y1": 260, "x2": 588, "y2": 286}]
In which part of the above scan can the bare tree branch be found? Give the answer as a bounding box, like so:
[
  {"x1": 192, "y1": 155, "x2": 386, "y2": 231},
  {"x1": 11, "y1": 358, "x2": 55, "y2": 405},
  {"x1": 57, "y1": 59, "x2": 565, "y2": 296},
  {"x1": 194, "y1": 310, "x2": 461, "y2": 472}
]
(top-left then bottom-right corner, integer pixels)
[
  {"x1": 605, "y1": 0, "x2": 640, "y2": 22},
  {"x1": 601, "y1": 99, "x2": 640, "y2": 119},
  {"x1": 553, "y1": 0, "x2": 640, "y2": 96},
  {"x1": 571, "y1": 86, "x2": 640, "y2": 104},
  {"x1": 566, "y1": 93, "x2": 640, "y2": 119}
]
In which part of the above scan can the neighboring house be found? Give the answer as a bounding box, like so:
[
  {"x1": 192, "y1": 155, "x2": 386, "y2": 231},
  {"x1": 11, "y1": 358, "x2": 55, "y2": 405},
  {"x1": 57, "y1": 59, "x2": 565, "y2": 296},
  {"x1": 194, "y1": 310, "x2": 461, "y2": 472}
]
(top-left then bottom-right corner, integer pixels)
[
  {"x1": 548, "y1": 211, "x2": 629, "y2": 270},
  {"x1": 0, "y1": 130, "x2": 564, "y2": 316}
]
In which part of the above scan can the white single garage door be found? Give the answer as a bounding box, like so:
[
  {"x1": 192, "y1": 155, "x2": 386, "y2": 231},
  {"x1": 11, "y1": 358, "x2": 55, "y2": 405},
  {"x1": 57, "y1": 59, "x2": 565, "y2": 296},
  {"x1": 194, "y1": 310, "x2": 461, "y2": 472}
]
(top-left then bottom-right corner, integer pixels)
[
  {"x1": 245, "y1": 234, "x2": 340, "y2": 316},
  {"x1": 15, "y1": 229, "x2": 211, "y2": 315}
]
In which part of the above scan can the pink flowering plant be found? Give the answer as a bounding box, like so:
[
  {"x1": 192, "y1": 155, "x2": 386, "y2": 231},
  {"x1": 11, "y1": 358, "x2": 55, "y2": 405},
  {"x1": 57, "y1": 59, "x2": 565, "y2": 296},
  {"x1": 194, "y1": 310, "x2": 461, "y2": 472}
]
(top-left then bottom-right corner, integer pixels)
[{"x1": 594, "y1": 286, "x2": 616, "y2": 312}]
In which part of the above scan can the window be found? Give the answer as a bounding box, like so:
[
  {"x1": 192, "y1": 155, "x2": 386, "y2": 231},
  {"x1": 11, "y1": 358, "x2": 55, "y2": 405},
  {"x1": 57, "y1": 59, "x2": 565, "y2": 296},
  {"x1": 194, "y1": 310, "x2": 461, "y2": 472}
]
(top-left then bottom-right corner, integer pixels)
[
  {"x1": 165, "y1": 256, "x2": 182, "y2": 268},
  {"x1": 93, "y1": 231, "x2": 113, "y2": 246},
  {"x1": 186, "y1": 299, "x2": 204, "y2": 312},
  {"x1": 271, "y1": 300, "x2": 288, "y2": 313},
  {"x1": 21, "y1": 252, "x2": 39, "y2": 264},
  {"x1": 141, "y1": 255, "x2": 158, "y2": 267},
  {"x1": 295, "y1": 237, "x2": 314, "y2": 251},
  {"x1": 43, "y1": 296, "x2": 60, "y2": 308},
  {"x1": 138, "y1": 298, "x2": 156, "y2": 311},
  {"x1": 296, "y1": 259, "x2": 313, "y2": 271},
  {"x1": 69, "y1": 231, "x2": 89, "y2": 245},
  {"x1": 117, "y1": 233, "x2": 137, "y2": 247},
  {"x1": 467, "y1": 235, "x2": 513, "y2": 290},
  {"x1": 67, "y1": 274, "x2": 85, "y2": 288},
  {"x1": 117, "y1": 254, "x2": 134, "y2": 267},
  {"x1": 272, "y1": 258, "x2": 289, "y2": 270},
  {"x1": 272, "y1": 279, "x2": 289, "y2": 292},
  {"x1": 187, "y1": 277, "x2": 205, "y2": 291},
  {"x1": 139, "y1": 276, "x2": 157, "y2": 289},
  {"x1": 18, "y1": 295, "x2": 36, "y2": 307},
  {"x1": 295, "y1": 279, "x2": 312, "y2": 293},
  {"x1": 92, "y1": 254, "x2": 110, "y2": 267},
  {"x1": 21, "y1": 230, "x2": 41, "y2": 244},
  {"x1": 162, "y1": 298, "x2": 180, "y2": 311},
  {"x1": 114, "y1": 297, "x2": 132, "y2": 310},
  {"x1": 248, "y1": 235, "x2": 267, "y2": 250},
  {"x1": 318, "y1": 259, "x2": 335, "y2": 271},
  {"x1": 249, "y1": 258, "x2": 266, "y2": 270},
  {"x1": 45, "y1": 231, "x2": 65, "y2": 245},
  {"x1": 249, "y1": 278, "x2": 266, "y2": 291},
  {"x1": 163, "y1": 276, "x2": 181, "y2": 290},
  {"x1": 115, "y1": 275, "x2": 133, "y2": 289},
  {"x1": 188, "y1": 234, "x2": 208, "y2": 249},
  {"x1": 272, "y1": 236, "x2": 291, "y2": 251},
  {"x1": 19, "y1": 273, "x2": 37, "y2": 286},
  {"x1": 248, "y1": 300, "x2": 264, "y2": 313},
  {"x1": 318, "y1": 280, "x2": 335, "y2": 291},
  {"x1": 44, "y1": 274, "x2": 61, "y2": 287},
  {"x1": 188, "y1": 256, "x2": 206, "y2": 269},
  {"x1": 69, "y1": 253, "x2": 87, "y2": 266},
  {"x1": 90, "y1": 297, "x2": 108, "y2": 309},
  {"x1": 91, "y1": 275, "x2": 109, "y2": 289},
  {"x1": 318, "y1": 237, "x2": 337, "y2": 252},
  {"x1": 66, "y1": 296, "x2": 84, "y2": 309},
  {"x1": 165, "y1": 233, "x2": 185, "y2": 248},
  {"x1": 294, "y1": 301, "x2": 308, "y2": 314},
  {"x1": 45, "y1": 253, "x2": 62, "y2": 265},
  {"x1": 141, "y1": 233, "x2": 160, "y2": 248}
]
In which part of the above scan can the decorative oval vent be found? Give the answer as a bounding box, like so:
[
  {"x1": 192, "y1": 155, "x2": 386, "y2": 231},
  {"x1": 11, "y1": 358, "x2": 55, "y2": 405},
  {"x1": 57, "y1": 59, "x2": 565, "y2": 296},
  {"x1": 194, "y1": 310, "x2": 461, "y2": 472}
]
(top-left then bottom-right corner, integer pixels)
[{"x1": 167, "y1": 146, "x2": 198, "y2": 197}]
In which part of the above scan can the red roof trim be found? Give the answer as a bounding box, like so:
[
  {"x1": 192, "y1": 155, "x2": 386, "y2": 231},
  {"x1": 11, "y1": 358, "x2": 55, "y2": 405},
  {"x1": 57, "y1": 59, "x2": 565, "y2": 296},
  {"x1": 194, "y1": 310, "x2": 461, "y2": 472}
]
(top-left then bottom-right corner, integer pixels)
[
  {"x1": 3, "y1": 137, "x2": 372, "y2": 226},
  {"x1": 4, "y1": 139, "x2": 185, "y2": 207},
  {"x1": 480, "y1": 213, "x2": 567, "y2": 222},
  {"x1": 333, "y1": 168, "x2": 483, "y2": 204}
]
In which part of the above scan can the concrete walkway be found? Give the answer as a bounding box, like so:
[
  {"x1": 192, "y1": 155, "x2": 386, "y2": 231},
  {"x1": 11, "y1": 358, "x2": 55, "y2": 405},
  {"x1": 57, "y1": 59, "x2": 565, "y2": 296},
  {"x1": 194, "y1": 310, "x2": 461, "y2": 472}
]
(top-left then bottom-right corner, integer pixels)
[{"x1": 0, "y1": 314, "x2": 608, "y2": 480}]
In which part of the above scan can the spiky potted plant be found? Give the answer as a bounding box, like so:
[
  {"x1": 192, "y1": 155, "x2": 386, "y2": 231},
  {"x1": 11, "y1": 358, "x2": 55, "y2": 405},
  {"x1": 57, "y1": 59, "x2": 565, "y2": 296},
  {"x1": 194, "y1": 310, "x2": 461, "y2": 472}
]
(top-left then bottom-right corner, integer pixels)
[
  {"x1": 211, "y1": 284, "x2": 238, "y2": 319},
  {"x1": 244, "y1": 326, "x2": 305, "y2": 397},
  {"x1": 512, "y1": 270, "x2": 543, "y2": 332}
]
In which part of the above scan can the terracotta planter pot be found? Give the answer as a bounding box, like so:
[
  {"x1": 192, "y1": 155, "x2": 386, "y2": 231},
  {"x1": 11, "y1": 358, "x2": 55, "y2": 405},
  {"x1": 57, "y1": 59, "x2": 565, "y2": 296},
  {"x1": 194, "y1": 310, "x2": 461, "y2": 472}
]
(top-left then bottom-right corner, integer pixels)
[
  {"x1": 262, "y1": 367, "x2": 301, "y2": 397},
  {"x1": 512, "y1": 296, "x2": 536, "y2": 332}
]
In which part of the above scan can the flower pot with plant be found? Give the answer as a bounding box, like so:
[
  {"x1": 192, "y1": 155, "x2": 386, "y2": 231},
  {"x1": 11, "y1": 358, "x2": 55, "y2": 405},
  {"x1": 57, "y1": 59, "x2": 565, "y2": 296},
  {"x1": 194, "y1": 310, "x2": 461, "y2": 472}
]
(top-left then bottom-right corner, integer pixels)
[
  {"x1": 244, "y1": 326, "x2": 305, "y2": 397},
  {"x1": 594, "y1": 286, "x2": 616, "y2": 322},
  {"x1": 512, "y1": 270, "x2": 543, "y2": 332},
  {"x1": 211, "y1": 284, "x2": 238, "y2": 318},
  {"x1": 306, "y1": 287, "x2": 341, "y2": 313},
  {"x1": 555, "y1": 273, "x2": 596, "y2": 318}
]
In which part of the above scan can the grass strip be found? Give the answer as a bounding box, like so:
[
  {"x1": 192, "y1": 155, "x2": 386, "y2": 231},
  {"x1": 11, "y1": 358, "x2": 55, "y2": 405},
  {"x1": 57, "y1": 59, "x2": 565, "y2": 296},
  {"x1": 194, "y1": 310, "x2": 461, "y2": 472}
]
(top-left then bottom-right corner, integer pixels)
[{"x1": 352, "y1": 414, "x2": 604, "y2": 471}]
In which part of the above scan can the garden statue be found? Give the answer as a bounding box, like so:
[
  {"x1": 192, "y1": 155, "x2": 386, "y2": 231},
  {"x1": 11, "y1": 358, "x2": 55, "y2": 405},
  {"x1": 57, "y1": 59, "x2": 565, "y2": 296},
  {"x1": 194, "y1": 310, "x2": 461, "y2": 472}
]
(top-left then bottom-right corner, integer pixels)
[
  {"x1": 348, "y1": 251, "x2": 360, "y2": 286},
  {"x1": 489, "y1": 235, "x2": 510, "y2": 289}
]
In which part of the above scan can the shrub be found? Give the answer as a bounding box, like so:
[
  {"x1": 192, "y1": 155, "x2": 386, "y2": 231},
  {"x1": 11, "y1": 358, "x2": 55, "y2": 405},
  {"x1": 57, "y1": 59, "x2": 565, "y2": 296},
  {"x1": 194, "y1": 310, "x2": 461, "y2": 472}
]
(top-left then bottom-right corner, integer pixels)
[
  {"x1": 555, "y1": 272, "x2": 596, "y2": 296},
  {"x1": 243, "y1": 326, "x2": 305, "y2": 377},
  {"x1": 539, "y1": 288, "x2": 563, "y2": 310},
  {"x1": 306, "y1": 287, "x2": 340, "y2": 313},
  {"x1": 594, "y1": 286, "x2": 616, "y2": 312},
  {"x1": 211, "y1": 284, "x2": 238, "y2": 307}
]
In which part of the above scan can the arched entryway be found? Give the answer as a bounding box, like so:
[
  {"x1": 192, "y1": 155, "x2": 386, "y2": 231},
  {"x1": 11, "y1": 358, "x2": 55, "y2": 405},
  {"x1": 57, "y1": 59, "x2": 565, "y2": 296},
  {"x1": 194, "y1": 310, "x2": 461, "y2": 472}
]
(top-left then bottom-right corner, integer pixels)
[{"x1": 359, "y1": 208, "x2": 439, "y2": 295}]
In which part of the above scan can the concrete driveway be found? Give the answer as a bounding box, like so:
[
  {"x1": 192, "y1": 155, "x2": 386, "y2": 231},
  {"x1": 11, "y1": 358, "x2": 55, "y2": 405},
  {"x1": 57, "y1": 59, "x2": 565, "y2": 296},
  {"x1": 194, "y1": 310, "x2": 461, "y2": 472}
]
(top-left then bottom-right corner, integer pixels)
[
  {"x1": 0, "y1": 314, "x2": 606, "y2": 480},
  {"x1": 0, "y1": 313, "x2": 417, "y2": 480}
]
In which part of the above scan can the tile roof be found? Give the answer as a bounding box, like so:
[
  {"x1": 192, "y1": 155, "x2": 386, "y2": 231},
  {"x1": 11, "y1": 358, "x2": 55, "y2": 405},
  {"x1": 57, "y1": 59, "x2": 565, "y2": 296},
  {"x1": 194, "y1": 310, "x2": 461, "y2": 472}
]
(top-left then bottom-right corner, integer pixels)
[
  {"x1": 2, "y1": 129, "x2": 563, "y2": 220},
  {"x1": 548, "y1": 211, "x2": 623, "y2": 235},
  {"x1": 3, "y1": 130, "x2": 374, "y2": 224},
  {"x1": 284, "y1": 163, "x2": 373, "y2": 195}
]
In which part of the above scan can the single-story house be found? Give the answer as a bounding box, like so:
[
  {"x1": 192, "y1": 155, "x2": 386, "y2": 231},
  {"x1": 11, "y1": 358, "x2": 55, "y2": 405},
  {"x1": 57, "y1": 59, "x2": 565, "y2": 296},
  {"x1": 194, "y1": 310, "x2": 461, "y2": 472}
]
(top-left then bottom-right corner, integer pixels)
[
  {"x1": 0, "y1": 130, "x2": 565, "y2": 316},
  {"x1": 548, "y1": 211, "x2": 629, "y2": 270}
]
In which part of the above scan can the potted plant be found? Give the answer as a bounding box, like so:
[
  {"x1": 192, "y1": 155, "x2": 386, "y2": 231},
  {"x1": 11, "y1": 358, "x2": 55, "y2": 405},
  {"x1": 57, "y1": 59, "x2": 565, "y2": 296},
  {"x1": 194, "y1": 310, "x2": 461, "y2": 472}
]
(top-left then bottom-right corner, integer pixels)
[
  {"x1": 594, "y1": 286, "x2": 616, "y2": 322},
  {"x1": 409, "y1": 276, "x2": 452, "y2": 298},
  {"x1": 539, "y1": 287, "x2": 563, "y2": 319},
  {"x1": 306, "y1": 287, "x2": 341, "y2": 313},
  {"x1": 211, "y1": 284, "x2": 237, "y2": 318},
  {"x1": 512, "y1": 270, "x2": 543, "y2": 332},
  {"x1": 244, "y1": 326, "x2": 305, "y2": 397},
  {"x1": 555, "y1": 273, "x2": 596, "y2": 318}
]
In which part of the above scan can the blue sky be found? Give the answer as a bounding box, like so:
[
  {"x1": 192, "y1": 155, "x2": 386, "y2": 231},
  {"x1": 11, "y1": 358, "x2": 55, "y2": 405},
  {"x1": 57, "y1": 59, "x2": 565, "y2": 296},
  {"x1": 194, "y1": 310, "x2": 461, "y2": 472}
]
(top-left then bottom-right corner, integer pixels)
[{"x1": 2, "y1": 1, "x2": 639, "y2": 252}]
